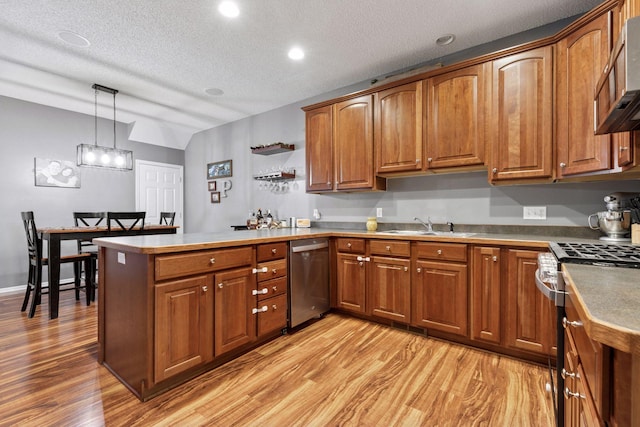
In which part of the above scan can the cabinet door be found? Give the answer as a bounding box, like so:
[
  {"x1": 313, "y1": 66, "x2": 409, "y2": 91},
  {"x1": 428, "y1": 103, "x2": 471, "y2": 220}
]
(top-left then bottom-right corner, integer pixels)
[
  {"x1": 336, "y1": 252, "x2": 367, "y2": 314},
  {"x1": 155, "y1": 275, "x2": 213, "y2": 382},
  {"x1": 369, "y1": 256, "x2": 411, "y2": 323},
  {"x1": 305, "y1": 105, "x2": 334, "y2": 192},
  {"x1": 426, "y1": 64, "x2": 486, "y2": 169},
  {"x1": 471, "y1": 246, "x2": 501, "y2": 344},
  {"x1": 334, "y1": 95, "x2": 375, "y2": 190},
  {"x1": 489, "y1": 46, "x2": 553, "y2": 182},
  {"x1": 412, "y1": 260, "x2": 468, "y2": 336},
  {"x1": 375, "y1": 81, "x2": 423, "y2": 174},
  {"x1": 506, "y1": 249, "x2": 556, "y2": 355},
  {"x1": 214, "y1": 267, "x2": 256, "y2": 357},
  {"x1": 556, "y1": 12, "x2": 612, "y2": 177}
]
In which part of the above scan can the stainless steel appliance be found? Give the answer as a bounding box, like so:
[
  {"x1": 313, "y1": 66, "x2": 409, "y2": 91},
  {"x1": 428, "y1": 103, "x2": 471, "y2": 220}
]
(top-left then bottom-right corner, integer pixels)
[
  {"x1": 595, "y1": 15, "x2": 640, "y2": 134},
  {"x1": 587, "y1": 192, "x2": 636, "y2": 241},
  {"x1": 536, "y1": 241, "x2": 640, "y2": 426},
  {"x1": 289, "y1": 238, "x2": 330, "y2": 328}
]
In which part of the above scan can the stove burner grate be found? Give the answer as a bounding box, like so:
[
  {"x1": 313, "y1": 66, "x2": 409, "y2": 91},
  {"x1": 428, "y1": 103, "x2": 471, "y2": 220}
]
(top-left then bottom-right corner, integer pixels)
[{"x1": 550, "y1": 242, "x2": 640, "y2": 268}]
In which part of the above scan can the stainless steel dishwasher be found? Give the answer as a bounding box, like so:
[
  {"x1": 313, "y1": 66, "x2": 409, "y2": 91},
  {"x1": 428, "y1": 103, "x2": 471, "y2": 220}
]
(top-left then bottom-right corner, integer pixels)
[{"x1": 289, "y1": 238, "x2": 330, "y2": 328}]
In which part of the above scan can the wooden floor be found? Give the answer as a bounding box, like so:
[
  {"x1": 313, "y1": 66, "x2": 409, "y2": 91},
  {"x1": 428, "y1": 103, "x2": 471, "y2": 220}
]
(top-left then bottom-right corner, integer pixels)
[{"x1": 0, "y1": 291, "x2": 554, "y2": 426}]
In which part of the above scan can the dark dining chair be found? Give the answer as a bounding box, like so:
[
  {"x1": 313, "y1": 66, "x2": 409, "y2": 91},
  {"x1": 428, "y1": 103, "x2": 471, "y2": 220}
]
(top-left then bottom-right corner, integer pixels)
[
  {"x1": 159, "y1": 211, "x2": 176, "y2": 226},
  {"x1": 73, "y1": 212, "x2": 106, "y2": 301},
  {"x1": 107, "y1": 211, "x2": 146, "y2": 232},
  {"x1": 20, "y1": 211, "x2": 94, "y2": 318}
]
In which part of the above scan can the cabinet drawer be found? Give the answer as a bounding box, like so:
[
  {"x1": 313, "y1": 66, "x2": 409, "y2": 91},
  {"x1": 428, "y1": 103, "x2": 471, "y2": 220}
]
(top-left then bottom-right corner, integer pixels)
[
  {"x1": 336, "y1": 238, "x2": 365, "y2": 253},
  {"x1": 257, "y1": 276, "x2": 287, "y2": 301},
  {"x1": 257, "y1": 258, "x2": 287, "y2": 282},
  {"x1": 370, "y1": 239, "x2": 410, "y2": 257},
  {"x1": 414, "y1": 242, "x2": 467, "y2": 262},
  {"x1": 257, "y1": 293, "x2": 288, "y2": 336},
  {"x1": 257, "y1": 242, "x2": 287, "y2": 262},
  {"x1": 155, "y1": 247, "x2": 253, "y2": 281}
]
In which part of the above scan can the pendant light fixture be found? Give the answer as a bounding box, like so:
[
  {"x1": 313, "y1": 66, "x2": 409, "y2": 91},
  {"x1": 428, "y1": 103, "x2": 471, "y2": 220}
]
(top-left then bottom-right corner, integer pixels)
[{"x1": 77, "y1": 83, "x2": 133, "y2": 170}]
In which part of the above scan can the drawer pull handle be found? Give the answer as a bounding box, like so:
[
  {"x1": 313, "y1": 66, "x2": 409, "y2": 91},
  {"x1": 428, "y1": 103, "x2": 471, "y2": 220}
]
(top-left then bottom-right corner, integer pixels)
[
  {"x1": 252, "y1": 305, "x2": 268, "y2": 314},
  {"x1": 218, "y1": 283, "x2": 224, "y2": 289},
  {"x1": 437, "y1": 249, "x2": 442, "y2": 255},
  {"x1": 561, "y1": 368, "x2": 578, "y2": 380},
  {"x1": 416, "y1": 267, "x2": 422, "y2": 273},
  {"x1": 271, "y1": 248, "x2": 277, "y2": 254},
  {"x1": 564, "y1": 387, "x2": 585, "y2": 400},
  {"x1": 252, "y1": 288, "x2": 269, "y2": 296},
  {"x1": 272, "y1": 304, "x2": 278, "y2": 310},
  {"x1": 252, "y1": 267, "x2": 269, "y2": 274},
  {"x1": 404, "y1": 266, "x2": 408, "y2": 272},
  {"x1": 347, "y1": 242, "x2": 352, "y2": 248},
  {"x1": 202, "y1": 286, "x2": 208, "y2": 292},
  {"x1": 210, "y1": 258, "x2": 216, "y2": 264},
  {"x1": 386, "y1": 245, "x2": 391, "y2": 251},
  {"x1": 272, "y1": 269, "x2": 277, "y2": 274},
  {"x1": 493, "y1": 256, "x2": 498, "y2": 262},
  {"x1": 562, "y1": 317, "x2": 582, "y2": 329},
  {"x1": 272, "y1": 286, "x2": 278, "y2": 292}
]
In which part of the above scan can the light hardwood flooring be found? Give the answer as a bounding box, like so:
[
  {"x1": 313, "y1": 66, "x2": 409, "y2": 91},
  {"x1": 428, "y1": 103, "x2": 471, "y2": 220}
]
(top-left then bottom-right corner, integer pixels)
[{"x1": 0, "y1": 290, "x2": 554, "y2": 426}]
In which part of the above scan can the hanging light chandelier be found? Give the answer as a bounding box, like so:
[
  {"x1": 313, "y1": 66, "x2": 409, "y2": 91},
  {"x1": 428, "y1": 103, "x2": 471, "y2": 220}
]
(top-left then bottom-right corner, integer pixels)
[{"x1": 77, "y1": 83, "x2": 133, "y2": 170}]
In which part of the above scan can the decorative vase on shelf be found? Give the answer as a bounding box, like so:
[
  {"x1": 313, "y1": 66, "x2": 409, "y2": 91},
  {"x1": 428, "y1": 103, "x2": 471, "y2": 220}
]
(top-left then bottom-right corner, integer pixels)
[{"x1": 366, "y1": 217, "x2": 378, "y2": 231}]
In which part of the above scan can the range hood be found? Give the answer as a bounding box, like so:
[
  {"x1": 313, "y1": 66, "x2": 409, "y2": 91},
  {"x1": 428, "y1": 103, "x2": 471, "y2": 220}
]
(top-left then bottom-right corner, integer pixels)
[{"x1": 594, "y1": 15, "x2": 640, "y2": 134}]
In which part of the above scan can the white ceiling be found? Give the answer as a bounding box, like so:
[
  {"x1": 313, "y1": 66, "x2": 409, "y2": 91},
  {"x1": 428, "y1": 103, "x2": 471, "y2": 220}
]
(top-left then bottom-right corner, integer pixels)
[{"x1": 0, "y1": 0, "x2": 603, "y2": 149}]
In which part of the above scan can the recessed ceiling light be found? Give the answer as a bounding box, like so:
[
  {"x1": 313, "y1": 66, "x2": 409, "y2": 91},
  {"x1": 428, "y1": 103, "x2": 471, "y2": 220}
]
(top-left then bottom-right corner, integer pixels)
[
  {"x1": 218, "y1": 1, "x2": 239, "y2": 18},
  {"x1": 58, "y1": 30, "x2": 91, "y2": 47},
  {"x1": 205, "y1": 87, "x2": 224, "y2": 96},
  {"x1": 288, "y1": 47, "x2": 305, "y2": 61},
  {"x1": 436, "y1": 34, "x2": 455, "y2": 46}
]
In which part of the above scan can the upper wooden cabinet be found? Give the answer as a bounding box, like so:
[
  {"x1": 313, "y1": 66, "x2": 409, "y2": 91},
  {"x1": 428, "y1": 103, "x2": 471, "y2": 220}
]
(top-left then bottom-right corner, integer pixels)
[
  {"x1": 488, "y1": 46, "x2": 554, "y2": 183},
  {"x1": 556, "y1": 11, "x2": 612, "y2": 177},
  {"x1": 305, "y1": 105, "x2": 333, "y2": 192},
  {"x1": 426, "y1": 64, "x2": 487, "y2": 170},
  {"x1": 375, "y1": 81, "x2": 424, "y2": 174}
]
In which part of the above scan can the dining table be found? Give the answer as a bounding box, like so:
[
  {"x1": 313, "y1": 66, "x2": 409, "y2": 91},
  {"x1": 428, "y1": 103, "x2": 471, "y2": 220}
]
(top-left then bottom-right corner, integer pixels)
[{"x1": 38, "y1": 224, "x2": 178, "y2": 319}]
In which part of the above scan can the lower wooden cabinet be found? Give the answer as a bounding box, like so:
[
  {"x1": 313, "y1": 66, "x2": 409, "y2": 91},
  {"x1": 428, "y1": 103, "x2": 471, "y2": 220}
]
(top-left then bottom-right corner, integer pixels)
[
  {"x1": 369, "y1": 256, "x2": 411, "y2": 323},
  {"x1": 336, "y1": 252, "x2": 367, "y2": 314},
  {"x1": 412, "y1": 243, "x2": 468, "y2": 336},
  {"x1": 505, "y1": 249, "x2": 556, "y2": 356},
  {"x1": 154, "y1": 275, "x2": 214, "y2": 382},
  {"x1": 214, "y1": 267, "x2": 257, "y2": 357},
  {"x1": 470, "y1": 246, "x2": 502, "y2": 344}
]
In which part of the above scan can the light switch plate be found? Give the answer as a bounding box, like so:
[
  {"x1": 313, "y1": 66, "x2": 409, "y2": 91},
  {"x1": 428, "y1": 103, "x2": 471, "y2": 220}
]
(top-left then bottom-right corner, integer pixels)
[
  {"x1": 376, "y1": 208, "x2": 383, "y2": 218},
  {"x1": 523, "y1": 206, "x2": 547, "y2": 220}
]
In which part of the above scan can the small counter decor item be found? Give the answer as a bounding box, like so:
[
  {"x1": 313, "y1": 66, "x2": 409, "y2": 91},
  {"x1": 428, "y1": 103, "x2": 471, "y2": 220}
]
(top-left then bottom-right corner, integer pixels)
[
  {"x1": 207, "y1": 159, "x2": 232, "y2": 179},
  {"x1": 366, "y1": 217, "x2": 378, "y2": 231}
]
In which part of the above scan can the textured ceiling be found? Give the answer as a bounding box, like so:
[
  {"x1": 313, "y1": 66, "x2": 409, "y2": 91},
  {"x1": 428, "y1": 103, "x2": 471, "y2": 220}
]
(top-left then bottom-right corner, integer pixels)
[{"x1": 0, "y1": 0, "x2": 603, "y2": 149}]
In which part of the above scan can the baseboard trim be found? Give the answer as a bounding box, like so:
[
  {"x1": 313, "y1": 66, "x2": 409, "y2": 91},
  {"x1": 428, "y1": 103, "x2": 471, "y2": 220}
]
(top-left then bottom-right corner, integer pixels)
[{"x1": 0, "y1": 278, "x2": 76, "y2": 295}]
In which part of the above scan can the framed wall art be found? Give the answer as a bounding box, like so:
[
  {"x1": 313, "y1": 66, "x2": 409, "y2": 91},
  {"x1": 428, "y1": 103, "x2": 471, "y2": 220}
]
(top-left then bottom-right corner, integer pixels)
[
  {"x1": 34, "y1": 158, "x2": 81, "y2": 188},
  {"x1": 207, "y1": 181, "x2": 217, "y2": 191},
  {"x1": 207, "y1": 159, "x2": 232, "y2": 179},
  {"x1": 210, "y1": 191, "x2": 221, "y2": 203}
]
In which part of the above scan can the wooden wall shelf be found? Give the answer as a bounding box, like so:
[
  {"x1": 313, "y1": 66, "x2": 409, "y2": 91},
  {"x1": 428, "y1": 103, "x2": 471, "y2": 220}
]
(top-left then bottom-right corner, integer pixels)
[{"x1": 251, "y1": 143, "x2": 295, "y2": 155}]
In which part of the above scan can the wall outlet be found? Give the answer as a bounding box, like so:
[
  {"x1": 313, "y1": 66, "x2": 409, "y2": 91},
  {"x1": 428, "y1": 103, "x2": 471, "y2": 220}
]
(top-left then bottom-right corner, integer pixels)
[
  {"x1": 523, "y1": 206, "x2": 547, "y2": 220},
  {"x1": 313, "y1": 209, "x2": 321, "y2": 220},
  {"x1": 376, "y1": 208, "x2": 383, "y2": 218}
]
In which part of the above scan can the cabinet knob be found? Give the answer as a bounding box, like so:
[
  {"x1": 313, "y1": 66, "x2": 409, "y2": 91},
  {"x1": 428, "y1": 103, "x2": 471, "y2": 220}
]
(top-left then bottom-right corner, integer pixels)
[
  {"x1": 347, "y1": 242, "x2": 352, "y2": 248},
  {"x1": 564, "y1": 387, "x2": 584, "y2": 400},
  {"x1": 492, "y1": 256, "x2": 498, "y2": 262},
  {"x1": 210, "y1": 258, "x2": 216, "y2": 264},
  {"x1": 272, "y1": 304, "x2": 278, "y2": 310},
  {"x1": 492, "y1": 168, "x2": 497, "y2": 173},
  {"x1": 202, "y1": 286, "x2": 208, "y2": 292},
  {"x1": 327, "y1": 181, "x2": 331, "y2": 185},
  {"x1": 272, "y1": 286, "x2": 278, "y2": 292},
  {"x1": 272, "y1": 269, "x2": 277, "y2": 274},
  {"x1": 218, "y1": 283, "x2": 224, "y2": 289},
  {"x1": 561, "y1": 368, "x2": 578, "y2": 380},
  {"x1": 560, "y1": 162, "x2": 566, "y2": 168},
  {"x1": 427, "y1": 157, "x2": 432, "y2": 163},
  {"x1": 385, "y1": 245, "x2": 391, "y2": 251},
  {"x1": 437, "y1": 249, "x2": 442, "y2": 255},
  {"x1": 620, "y1": 146, "x2": 629, "y2": 151},
  {"x1": 562, "y1": 317, "x2": 582, "y2": 329},
  {"x1": 271, "y1": 248, "x2": 277, "y2": 254},
  {"x1": 416, "y1": 267, "x2": 422, "y2": 273},
  {"x1": 404, "y1": 266, "x2": 408, "y2": 272}
]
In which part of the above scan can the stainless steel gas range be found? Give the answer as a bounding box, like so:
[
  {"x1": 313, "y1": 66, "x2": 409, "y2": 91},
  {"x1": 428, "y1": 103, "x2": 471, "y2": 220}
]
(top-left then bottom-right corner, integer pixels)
[{"x1": 536, "y1": 241, "x2": 640, "y2": 427}]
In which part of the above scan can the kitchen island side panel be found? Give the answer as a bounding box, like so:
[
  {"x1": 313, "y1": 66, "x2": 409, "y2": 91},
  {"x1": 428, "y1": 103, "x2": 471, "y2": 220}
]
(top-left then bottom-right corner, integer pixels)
[{"x1": 101, "y1": 247, "x2": 153, "y2": 398}]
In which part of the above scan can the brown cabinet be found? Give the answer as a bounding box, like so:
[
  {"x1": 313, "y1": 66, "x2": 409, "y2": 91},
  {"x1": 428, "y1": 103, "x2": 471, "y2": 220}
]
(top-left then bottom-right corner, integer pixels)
[
  {"x1": 214, "y1": 266, "x2": 257, "y2": 356},
  {"x1": 305, "y1": 105, "x2": 333, "y2": 192},
  {"x1": 505, "y1": 249, "x2": 556, "y2": 355},
  {"x1": 154, "y1": 275, "x2": 214, "y2": 382},
  {"x1": 412, "y1": 242, "x2": 468, "y2": 336},
  {"x1": 336, "y1": 252, "x2": 367, "y2": 314},
  {"x1": 369, "y1": 240, "x2": 411, "y2": 323},
  {"x1": 556, "y1": 11, "x2": 612, "y2": 177},
  {"x1": 255, "y1": 242, "x2": 289, "y2": 337},
  {"x1": 488, "y1": 46, "x2": 554, "y2": 183},
  {"x1": 426, "y1": 64, "x2": 487, "y2": 170},
  {"x1": 470, "y1": 246, "x2": 502, "y2": 345},
  {"x1": 375, "y1": 81, "x2": 424, "y2": 174}
]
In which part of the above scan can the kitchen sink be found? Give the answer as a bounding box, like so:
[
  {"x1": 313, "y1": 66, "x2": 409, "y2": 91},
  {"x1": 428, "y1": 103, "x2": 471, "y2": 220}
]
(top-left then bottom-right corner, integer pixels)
[{"x1": 379, "y1": 230, "x2": 475, "y2": 237}]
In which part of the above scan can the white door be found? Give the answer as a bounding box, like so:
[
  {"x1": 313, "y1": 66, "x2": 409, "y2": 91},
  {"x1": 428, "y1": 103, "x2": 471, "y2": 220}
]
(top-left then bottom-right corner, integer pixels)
[{"x1": 135, "y1": 160, "x2": 183, "y2": 233}]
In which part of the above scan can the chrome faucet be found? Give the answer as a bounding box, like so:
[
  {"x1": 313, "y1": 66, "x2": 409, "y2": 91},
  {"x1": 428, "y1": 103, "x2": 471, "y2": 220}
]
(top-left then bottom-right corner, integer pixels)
[{"x1": 414, "y1": 217, "x2": 433, "y2": 232}]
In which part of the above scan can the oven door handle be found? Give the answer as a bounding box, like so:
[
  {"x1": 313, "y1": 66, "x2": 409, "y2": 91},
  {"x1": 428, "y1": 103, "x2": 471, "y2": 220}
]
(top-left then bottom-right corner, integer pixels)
[{"x1": 535, "y1": 269, "x2": 565, "y2": 306}]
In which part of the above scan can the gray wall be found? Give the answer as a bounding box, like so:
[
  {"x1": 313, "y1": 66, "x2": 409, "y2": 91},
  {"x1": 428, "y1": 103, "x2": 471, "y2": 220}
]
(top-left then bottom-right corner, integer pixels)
[{"x1": 0, "y1": 95, "x2": 184, "y2": 290}]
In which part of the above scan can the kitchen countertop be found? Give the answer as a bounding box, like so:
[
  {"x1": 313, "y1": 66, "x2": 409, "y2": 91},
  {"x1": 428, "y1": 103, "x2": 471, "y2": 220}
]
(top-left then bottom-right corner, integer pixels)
[
  {"x1": 563, "y1": 263, "x2": 640, "y2": 356},
  {"x1": 93, "y1": 227, "x2": 602, "y2": 254}
]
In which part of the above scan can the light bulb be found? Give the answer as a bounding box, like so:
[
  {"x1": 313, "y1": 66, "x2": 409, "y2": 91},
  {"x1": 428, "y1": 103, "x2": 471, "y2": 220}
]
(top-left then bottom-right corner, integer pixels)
[
  {"x1": 101, "y1": 153, "x2": 111, "y2": 164},
  {"x1": 85, "y1": 151, "x2": 96, "y2": 163},
  {"x1": 114, "y1": 155, "x2": 125, "y2": 166}
]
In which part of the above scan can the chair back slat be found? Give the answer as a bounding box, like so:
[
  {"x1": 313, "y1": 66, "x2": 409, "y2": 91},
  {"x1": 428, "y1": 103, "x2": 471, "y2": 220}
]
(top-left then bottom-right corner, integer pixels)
[
  {"x1": 21, "y1": 211, "x2": 42, "y2": 263},
  {"x1": 159, "y1": 212, "x2": 176, "y2": 226},
  {"x1": 107, "y1": 212, "x2": 146, "y2": 232},
  {"x1": 73, "y1": 212, "x2": 107, "y2": 253}
]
